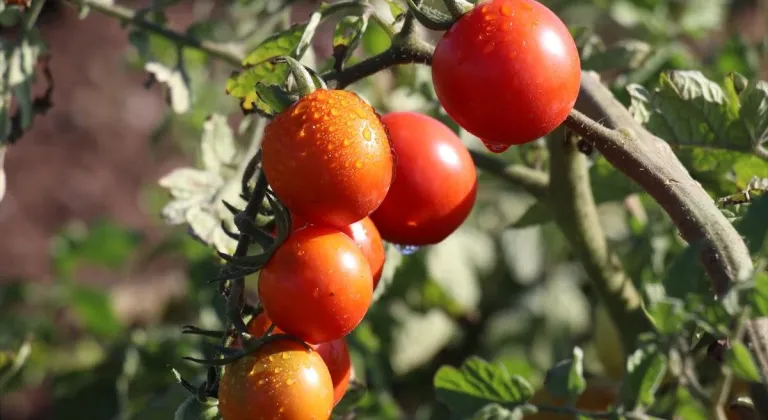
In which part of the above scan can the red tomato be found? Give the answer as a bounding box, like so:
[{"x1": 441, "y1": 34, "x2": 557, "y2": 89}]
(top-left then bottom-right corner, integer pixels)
[
  {"x1": 431, "y1": 0, "x2": 581, "y2": 152},
  {"x1": 371, "y1": 112, "x2": 478, "y2": 245},
  {"x1": 262, "y1": 89, "x2": 394, "y2": 228},
  {"x1": 247, "y1": 312, "x2": 352, "y2": 406},
  {"x1": 218, "y1": 339, "x2": 334, "y2": 420},
  {"x1": 291, "y1": 214, "x2": 385, "y2": 289},
  {"x1": 258, "y1": 226, "x2": 373, "y2": 344}
]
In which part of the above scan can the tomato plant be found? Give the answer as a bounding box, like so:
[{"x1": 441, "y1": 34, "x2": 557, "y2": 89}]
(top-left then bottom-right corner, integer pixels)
[
  {"x1": 371, "y1": 112, "x2": 478, "y2": 245},
  {"x1": 431, "y1": 0, "x2": 581, "y2": 152},
  {"x1": 258, "y1": 226, "x2": 374, "y2": 344},
  {"x1": 218, "y1": 339, "x2": 334, "y2": 420},
  {"x1": 262, "y1": 89, "x2": 394, "y2": 229},
  {"x1": 247, "y1": 312, "x2": 353, "y2": 406}
]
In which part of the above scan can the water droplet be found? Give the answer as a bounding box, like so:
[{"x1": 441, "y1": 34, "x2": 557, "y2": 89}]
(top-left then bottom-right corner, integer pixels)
[
  {"x1": 298, "y1": 127, "x2": 307, "y2": 138},
  {"x1": 354, "y1": 109, "x2": 367, "y2": 118},
  {"x1": 273, "y1": 368, "x2": 281, "y2": 374},
  {"x1": 268, "y1": 355, "x2": 275, "y2": 362},
  {"x1": 343, "y1": 139, "x2": 351, "y2": 147},
  {"x1": 483, "y1": 43, "x2": 495, "y2": 54},
  {"x1": 362, "y1": 126, "x2": 372, "y2": 141},
  {"x1": 279, "y1": 408, "x2": 285, "y2": 414},
  {"x1": 312, "y1": 111, "x2": 320, "y2": 119},
  {"x1": 282, "y1": 353, "x2": 290, "y2": 360},
  {"x1": 481, "y1": 140, "x2": 512, "y2": 153},
  {"x1": 500, "y1": 3, "x2": 513, "y2": 16},
  {"x1": 258, "y1": 379, "x2": 266, "y2": 385},
  {"x1": 285, "y1": 379, "x2": 296, "y2": 386},
  {"x1": 483, "y1": 13, "x2": 497, "y2": 21},
  {"x1": 291, "y1": 102, "x2": 308, "y2": 116},
  {"x1": 394, "y1": 244, "x2": 421, "y2": 255},
  {"x1": 331, "y1": 108, "x2": 340, "y2": 116},
  {"x1": 355, "y1": 160, "x2": 363, "y2": 169}
]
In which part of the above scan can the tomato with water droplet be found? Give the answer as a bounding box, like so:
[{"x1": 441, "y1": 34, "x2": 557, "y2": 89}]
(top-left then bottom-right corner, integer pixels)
[
  {"x1": 247, "y1": 312, "x2": 352, "y2": 406},
  {"x1": 371, "y1": 112, "x2": 477, "y2": 245},
  {"x1": 262, "y1": 89, "x2": 394, "y2": 228},
  {"x1": 258, "y1": 226, "x2": 374, "y2": 344},
  {"x1": 218, "y1": 338, "x2": 334, "y2": 420},
  {"x1": 432, "y1": 0, "x2": 581, "y2": 152}
]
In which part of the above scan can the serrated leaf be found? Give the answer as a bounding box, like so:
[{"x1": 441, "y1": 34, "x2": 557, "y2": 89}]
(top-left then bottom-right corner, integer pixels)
[
  {"x1": 749, "y1": 272, "x2": 768, "y2": 317},
  {"x1": 736, "y1": 195, "x2": 768, "y2": 255},
  {"x1": 621, "y1": 344, "x2": 668, "y2": 411},
  {"x1": 582, "y1": 39, "x2": 652, "y2": 73},
  {"x1": 159, "y1": 168, "x2": 224, "y2": 202},
  {"x1": 726, "y1": 341, "x2": 761, "y2": 382},
  {"x1": 434, "y1": 356, "x2": 534, "y2": 418},
  {"x1": 628, "y1": 71, "x2": 768, "y2": 157},
  {"x1": 472, "y1": 403, "x2": 534, "y2": 420},
  {"x1": 144, "y1": 61, "x2": 191, "y2": 114},
  {"x1": 200, "y1": 114, "x2": 238, "y2": 178},
  {"x1": 648, "y1": 298, "x2": 688, "y2": 335},
  {"x1": 254, "y1": 83, "x2": 295, "y2": 115},
  {"x1": 332, "y1": 15, "x2": 369, "y2": 68},
  {"x1": 543, "y1": 347, "x2": 586, "y2": 402}
]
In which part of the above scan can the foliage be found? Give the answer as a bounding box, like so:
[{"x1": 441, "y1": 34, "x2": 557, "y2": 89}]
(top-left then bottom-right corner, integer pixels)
[{"x1": 1, "y1": 0, "x2": 768, "y2": 419}]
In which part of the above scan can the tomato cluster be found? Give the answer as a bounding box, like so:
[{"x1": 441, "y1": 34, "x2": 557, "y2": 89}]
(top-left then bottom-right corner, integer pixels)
[{"x1": 218, "y1": 0, "x2": 580, "y2": 417}]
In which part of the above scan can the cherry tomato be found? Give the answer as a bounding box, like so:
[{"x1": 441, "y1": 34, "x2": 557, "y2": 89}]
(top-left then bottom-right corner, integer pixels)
[
  {"x1": 262, "y1": 89, "x2": 394, "y2": 228},
  {"x1": 370, "y1": 112, "x2": 477, "y2": 245},
  {"x1": 218, "y1": 339, "x2": 334, "y2": 420},
  {"x1": 248, "y1": 312, "x2": 352, "y2": 406},
  {"x1": 292, "y1": 214, "x2": 385, "y2": 289},
  {"x1": 258, "y1": 226, "x2": 373, "y2": 344},
  {"x1": 431, "y1": 0, "x2": 581, "y2": 152}
]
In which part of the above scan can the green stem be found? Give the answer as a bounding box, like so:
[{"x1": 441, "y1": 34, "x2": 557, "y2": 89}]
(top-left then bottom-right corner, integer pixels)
[
  {"x1": 23, "y1": 0, "x2": 46, "y2": 32},
  {"x1": 546, "y1": 131, "x2": 651, "y2": 352},
  {"x1": 62, "y1": 0, "x2": 242, "y2": 66}
]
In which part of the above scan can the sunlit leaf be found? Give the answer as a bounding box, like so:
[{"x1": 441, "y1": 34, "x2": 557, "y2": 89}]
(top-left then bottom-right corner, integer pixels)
[
  {"x1": 620, "y1": 344, "x2": 668, "y2": 410},
  {"x1": 726, "y1": 341, "x2": 761, "y2": 382},
  {"x1": 145, "y1": 61, "x2": 191, "y2": 114},
  {"x1": 543, "y1": 347, "x2": 586, "y2": 402}
]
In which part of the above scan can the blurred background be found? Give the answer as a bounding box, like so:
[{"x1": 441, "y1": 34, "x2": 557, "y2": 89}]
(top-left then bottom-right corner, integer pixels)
[{"x1": 1, "y1": 0, "x2": 767, "y2": 419}]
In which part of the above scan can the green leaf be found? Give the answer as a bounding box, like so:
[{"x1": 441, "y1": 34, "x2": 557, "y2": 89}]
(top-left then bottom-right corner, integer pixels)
[
  {"x1": 145, "y1": 61, "x2": 191, "y2": 114},
  {"x1": 434, "y1": 356, "x2": 534, "y2": 419},
  {"x1": 590, "y1": 157, "x2": 644, "y2": 203},
  {"x1": 628, "y1": 70, "x2": 768, "y2": 157},
  {"x1": 510, "y1": 202, "x2": 551, "y2": 228},
  {"x1": 200, "y1": 114, "x2": 239, "y2": 179},
  {"x1": 254, "y1": 83, "x2": 295, "y2": 116},
  {"x1": 226, "y1": 22, "x2": 310, "y2": 114},
  {"x1": 620, "y1": 344, "x2": 668, "y2": 411},
  {"x1": 472, "y1": 403, "x2": 534, "y2": 420},
  {"x1": 405, "y1": 0, "x2": 454, "y2": 31},
  {"x1": 332, "y1": 14, "x2": 369, "y2": 69},
  {"x1": 67, "y1": 283, "x2": 123, "y2": 339},
  {"x1": 726, "y1": 341, "x2": 761, "y2": 382},
  {"x1": 543, "y1": 347, "x2": 586, "y2": 402},
  {"x1": 736, "y1": 195, "x2": 768, "y2": 255},
  {"x1": 53, "y1": 221, "x2": 143, "y2": 276},
  {"x1": 582, "y1": 39, "x2": 652, "y2": 73},
  {"x1": 662, "y1": 241, "x2": 708, "y2": 301},
  {"x1": 647, "y1": 298, "x2": 688, "y2": 335},
  {"x1": 0, "y1": 38, "x2": 42, "y2": 92},
  {"x1": 385, "y1": 0, "x2": 406, "y2": 19},
  {"x1": 748, "y1": 272, "x2": 768, "y2": 317},
  {"x1": 174, "y1": 397, "x2": 220, "y2": 420}
]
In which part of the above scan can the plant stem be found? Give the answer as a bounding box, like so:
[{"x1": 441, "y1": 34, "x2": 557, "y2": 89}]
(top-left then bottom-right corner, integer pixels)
[
  {"x1": 23, "y1": 0, "x2": 46, "y2": 32},
  {"x1": 468, "y1": 150, "x2": 548, "y2": 199},
  {"x1": 62, "y1": 0, "x2": 243, "y2": 67}
]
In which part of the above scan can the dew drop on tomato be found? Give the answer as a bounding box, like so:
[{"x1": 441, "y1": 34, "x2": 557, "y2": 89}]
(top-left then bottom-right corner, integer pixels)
[
  {"x1": 481, "y1": 139, "x2": 512, "y2": 153},
  {"x1": 393, "y1": 243, "x2": 421, "y2": 255}
]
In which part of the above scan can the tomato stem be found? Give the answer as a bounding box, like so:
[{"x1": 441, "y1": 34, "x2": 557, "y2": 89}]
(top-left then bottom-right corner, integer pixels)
[
  {"x1": 440, "y1": 0, "x2": 474, "y2": 20},
  {"x1": 272, "y1": 56, "x2": 323, "y2": 97}
]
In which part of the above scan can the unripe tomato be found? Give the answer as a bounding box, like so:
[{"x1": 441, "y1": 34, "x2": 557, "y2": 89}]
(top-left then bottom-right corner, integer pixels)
[
  {"x1": 258, "y1": 226, "x2": 374, "y2": 344},
  {"x1": 290, "y1": 215, "x2": 386, "y2": 289},
  {"x1": 371, "y1": 112, "x2": 477, "y2": 245},
  {"x1": 432, "y1": 0, "x2": 581, "y2": 152},
  {"x1": 262, "y1": 89, "x2": 394, "y2": 228},
  {"x1": 247, "y1": 312, "x2": 353, "y2": 406},
  {"x1": 218, "y1": 339, "x2": 334, "y2": 420}
]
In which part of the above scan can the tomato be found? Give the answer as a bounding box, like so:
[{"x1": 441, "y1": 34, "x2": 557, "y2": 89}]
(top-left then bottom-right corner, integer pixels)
[
  {"x1": 291, "y1": 214, "x2": 385, "y2": 289},
  {"x1": 258, "y1": 226, "x2": 374, "y2": 344},
  {"x1": 262, "y1": 89, "x2": 394, "y2": 228},
  {"x1": 370, "y1": 112, "x2": 477, "y2": 245},
  {"x1": 247, "y1": 312, "x2": 352, "y2": 406},
  {"x1": 218, "y1": 339, "x2": 334, "y2": 420},
  {"x1": 431, "y1": 0, "x2": 581, "y2": 152}
]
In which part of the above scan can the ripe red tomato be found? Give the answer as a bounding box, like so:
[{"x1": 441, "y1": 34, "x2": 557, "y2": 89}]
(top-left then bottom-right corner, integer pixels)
[
  {"x1": 247, "y1": 312, "x2": 352, "y2": 406},
  {"x1": 258, "y1": 226, "x2": 374, "y2": 344},
  {"x1": 371, "y1": 112, "x2": 477, "y2": 245},
  {"x1": 218, "y1": 339, "x2": 334, "y2": 420},
  {"x1": 262, "y1": 89, "x2": 394, "y2": 228},
  {"x1": 431, "y1": 0, "x2": 581, "y2": 152},
  {"x1": 291, "y1": 214, "x2": 385, "y2": 289}
]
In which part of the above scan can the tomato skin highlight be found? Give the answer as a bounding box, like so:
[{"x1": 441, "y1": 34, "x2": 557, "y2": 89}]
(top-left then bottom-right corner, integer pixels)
[
  {"x1": 262, "y1": 89, "x2": 394, "y2": 228},
  {"x1": 290, "y1": 215, "x2": 386, "y2": 289},
  {"x1": 431, "y1": 0, "x2": 581, "y2": 151},
  {"x1": 218, "y1": 339, "x2": 334, "y2": 420},
  {"x1": 258, "y1": 226, "x2": 374, "y2": 344},
  {"x1": 371, "y1": 112, "x2": 478, "y2": 245},
  {"x1": 247, "y1": 312, "x2": 353, "y2": 406}
]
